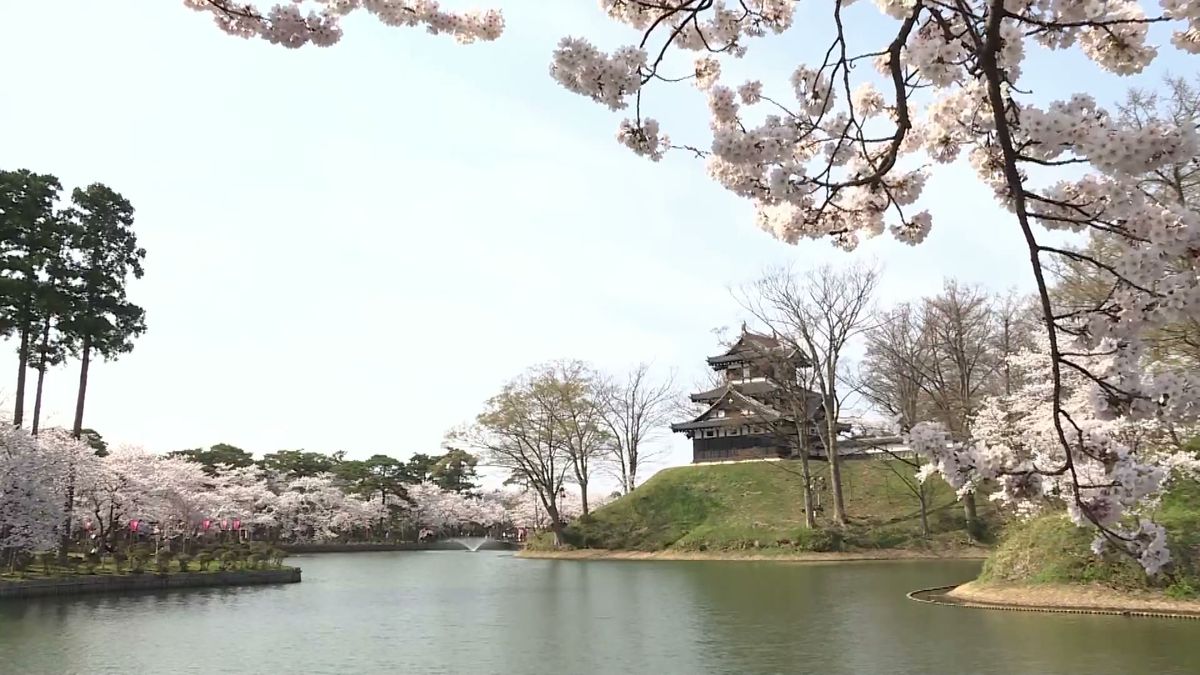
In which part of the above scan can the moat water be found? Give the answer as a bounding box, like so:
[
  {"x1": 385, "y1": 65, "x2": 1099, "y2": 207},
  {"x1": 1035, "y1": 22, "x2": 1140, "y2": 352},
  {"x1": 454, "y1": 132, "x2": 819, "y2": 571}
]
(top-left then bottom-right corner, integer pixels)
[{"x1": 1, "y1": 552, "x2": 1197, "y2": 674}]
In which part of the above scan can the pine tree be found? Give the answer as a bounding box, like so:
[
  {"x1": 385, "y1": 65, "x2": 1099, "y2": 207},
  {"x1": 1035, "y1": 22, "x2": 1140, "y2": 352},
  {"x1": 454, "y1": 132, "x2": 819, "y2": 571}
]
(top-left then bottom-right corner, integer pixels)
[
  {"x1": 0, "y1": 170, "x2": 64, "y2": 427},
  {"x1": 58, "y1": 183, "x2": 147, "y2": 439}
]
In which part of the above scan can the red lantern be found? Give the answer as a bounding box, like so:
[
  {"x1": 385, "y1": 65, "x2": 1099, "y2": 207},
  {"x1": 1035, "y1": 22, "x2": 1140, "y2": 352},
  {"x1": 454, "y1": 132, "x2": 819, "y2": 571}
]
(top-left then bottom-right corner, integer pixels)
[
  {"x1": 202, "y1": 519, "x2": 211, "y2": 531},
  {"x1": 221, "y1": 519, "x2": 229, "y2": 531},
  {"x1": 129, "y1": 519, "x2": 140, "y2": 532},
  {"x1": 232, "y1": 519, "x2": 241, "y2": 531}
]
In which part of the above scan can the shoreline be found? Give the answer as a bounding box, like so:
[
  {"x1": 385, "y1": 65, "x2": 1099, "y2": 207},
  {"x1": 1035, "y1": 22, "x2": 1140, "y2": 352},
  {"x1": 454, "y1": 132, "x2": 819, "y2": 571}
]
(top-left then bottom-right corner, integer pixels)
[
  {"x1": 283, "y1": 542, "x2": 519, "y2": 554},
  {"x1": 940, "y1": 581, "x2": 1200, "y2": 619},
  {"x1": 909, "y1": 581, "x2": 1200, "y2": 619},
  {"x1": 0, "y1": 568, "x2": 301, "y2": 600},
  {"x1": 516, "y1": 548, "x2": 990, "y2": 563}
]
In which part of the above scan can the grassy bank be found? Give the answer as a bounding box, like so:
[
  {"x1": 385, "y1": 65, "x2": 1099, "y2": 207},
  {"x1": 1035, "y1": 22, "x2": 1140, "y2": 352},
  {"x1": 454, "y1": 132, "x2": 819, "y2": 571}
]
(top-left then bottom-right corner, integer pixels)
[
  {"x1": 973, "y1": 479, "x2": 1200, "y2": 601},
  {"x1": 547, "y1": 459, "x2": 1000, "y2": 554}
]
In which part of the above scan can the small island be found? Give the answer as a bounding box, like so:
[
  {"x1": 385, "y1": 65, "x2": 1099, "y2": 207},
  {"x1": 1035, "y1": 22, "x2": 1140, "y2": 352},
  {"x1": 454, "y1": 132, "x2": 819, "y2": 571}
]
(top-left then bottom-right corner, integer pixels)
[{"x1": 0, "y1": 540, "x2": 299, "y2": 600}]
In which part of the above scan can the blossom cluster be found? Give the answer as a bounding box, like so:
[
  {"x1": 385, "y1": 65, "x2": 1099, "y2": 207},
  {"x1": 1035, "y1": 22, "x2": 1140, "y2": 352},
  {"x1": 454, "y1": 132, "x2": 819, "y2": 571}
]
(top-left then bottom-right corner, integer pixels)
[
  {"x1": 182, "y1": 0, "x2": 503, "y2": 48},
  {"x1": 908, "y1": 340, "x2": 1199, "y2": 574}
]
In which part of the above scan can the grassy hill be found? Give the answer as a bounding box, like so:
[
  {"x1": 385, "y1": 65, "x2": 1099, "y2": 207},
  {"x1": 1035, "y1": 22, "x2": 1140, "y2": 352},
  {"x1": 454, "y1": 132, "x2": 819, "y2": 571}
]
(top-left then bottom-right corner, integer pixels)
[{"x1": 558, "y1": 458, "x2": 1002, "y2": 553}]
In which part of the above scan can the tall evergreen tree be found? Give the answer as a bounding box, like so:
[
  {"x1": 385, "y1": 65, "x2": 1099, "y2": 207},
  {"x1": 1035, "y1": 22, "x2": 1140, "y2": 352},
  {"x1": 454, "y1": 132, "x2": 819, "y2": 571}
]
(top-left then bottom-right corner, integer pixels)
[
  {"x1": 0, "y1": 170, "x2": 64, "y2": 427},
  {"x1": 29, "y1": 215, "x2": 75, "y2": 435},
  {"x1": 59, "y1": 184, "x2": 146, "y2": 438}
]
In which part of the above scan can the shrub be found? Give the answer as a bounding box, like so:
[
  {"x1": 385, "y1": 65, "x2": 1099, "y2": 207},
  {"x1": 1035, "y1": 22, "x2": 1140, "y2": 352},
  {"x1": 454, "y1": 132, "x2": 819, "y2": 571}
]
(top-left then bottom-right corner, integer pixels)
[
  {"x1": 195, "y1": 552, "x2": 213, "y2": 572},
  {"x1": 129, "y1": 555, "x2": 147, "y2": 574},
  {"x1": 177, "y1": 554, "x2": 193, "y2": 573},
  {"x1": 1166, "y1": 579, "x2": 1197, "y2": 600},
  {"x1": 796, "y1": 528, "x2": 843, "y2": 552},
  {"x1": 37, "y1": 552, "x2": 53, "y2": 575},
  {"x1": 112, "y1": 551, "x2": 128, "y2": 573},
  {"x1": 220, "y1": 550, "x2": 239, "y2": 571},
  {"x1": 269, "y1": 548, "x2": 286, "y2": 568}
]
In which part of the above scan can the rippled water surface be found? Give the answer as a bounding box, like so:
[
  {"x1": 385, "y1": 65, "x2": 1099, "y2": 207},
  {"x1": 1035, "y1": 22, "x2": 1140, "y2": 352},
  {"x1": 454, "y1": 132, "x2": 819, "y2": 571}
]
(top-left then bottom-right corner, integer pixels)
[{"x1": 1, "y1": 552, "x2": 1197, "y2": 674}]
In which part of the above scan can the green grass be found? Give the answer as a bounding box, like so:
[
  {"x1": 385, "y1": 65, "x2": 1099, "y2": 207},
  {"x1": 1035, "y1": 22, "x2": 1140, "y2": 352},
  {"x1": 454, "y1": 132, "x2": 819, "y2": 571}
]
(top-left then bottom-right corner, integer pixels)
[
  {"x1": 978, "y1": 479, "x2": 1200, "y2": 596},
  {"x1": 558, "y1": 458, "x2": 1001, "y2": 553}
]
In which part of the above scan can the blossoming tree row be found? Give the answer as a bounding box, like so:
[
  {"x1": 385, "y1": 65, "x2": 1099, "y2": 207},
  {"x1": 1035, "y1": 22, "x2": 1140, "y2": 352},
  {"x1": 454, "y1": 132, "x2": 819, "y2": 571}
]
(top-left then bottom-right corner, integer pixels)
[{"x1": 0, "y1": 424, "x2": 589, "y2": 568}]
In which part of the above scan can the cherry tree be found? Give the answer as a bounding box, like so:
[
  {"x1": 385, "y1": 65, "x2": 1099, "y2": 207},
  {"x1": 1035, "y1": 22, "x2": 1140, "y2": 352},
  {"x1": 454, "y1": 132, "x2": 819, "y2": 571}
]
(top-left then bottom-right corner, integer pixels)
[
  {"x1": 554, "y1": 2, "x2": 1200, "y2": 571},
  {"x1": 275, "y1": 474, "x2": 382, "y2": 542},
  {"x1": 74, "y1": 445, "x2": 153, "y2": 547},
  {"x1": 209, "y1": 464, "x2": 281, "y2": 531},
  {"x1": 406, "y1": 481, "x2": 510, "y2": 532},
  {"x1": 1, "y1": 425, "x2": 93, "y2": 562},
  {"x1": 916, "y1": 335, "x2": 1199, "y2": 572},
  {"x1": 75, "y1": 446, "x2": 218, "y2": 543},
  {"x1": 177, "y1": 1, "x2": 1199, "y2": 569}
]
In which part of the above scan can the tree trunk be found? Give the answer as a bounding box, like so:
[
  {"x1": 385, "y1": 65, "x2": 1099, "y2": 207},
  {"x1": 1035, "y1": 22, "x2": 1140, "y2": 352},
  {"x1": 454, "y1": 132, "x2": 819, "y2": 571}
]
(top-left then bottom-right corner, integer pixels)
[
  {"x1": 579, "y1": 482, "x2": 589, "y2": 516},
  {"x1": 59, "y1": 464, "x2": 77, "y2": 563},
  {"x1": 547, "y1": 506, "x2": 565, "y2": 546},
  {"x1": 627, "y1": 449, "x2": 638, "y2": 495},
  {"x1": 795, "y1": 418, "x2": 815, "y2": 529},
  {"x1": 59, "y1": 338, "x2": 91, "y2": 562},
  {"x1": 963, "y1": 491, "x2": 979, "y2": 538},
  {"x1": 825, "y1": 415, "x2": 847, "y2": 526},
  {"x1": 31, "y1": 317, "x2": 52, "y2": 435},
  {"x1": 918, "y1": 488, "x2": 930, "y2": 538},
  {"x1": 72, "y1": 337, "x2": 92, "y2": 437},
  {"x1": 12, "y1": 324, "x2": 29, "y2": 426}
]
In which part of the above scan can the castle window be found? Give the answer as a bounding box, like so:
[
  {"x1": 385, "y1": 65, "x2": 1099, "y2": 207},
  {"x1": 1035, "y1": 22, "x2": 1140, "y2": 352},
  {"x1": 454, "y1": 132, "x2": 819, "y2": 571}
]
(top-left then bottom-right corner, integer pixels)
[{"x1": 704, "y1": 429, "x2": 715, "y2": 438}]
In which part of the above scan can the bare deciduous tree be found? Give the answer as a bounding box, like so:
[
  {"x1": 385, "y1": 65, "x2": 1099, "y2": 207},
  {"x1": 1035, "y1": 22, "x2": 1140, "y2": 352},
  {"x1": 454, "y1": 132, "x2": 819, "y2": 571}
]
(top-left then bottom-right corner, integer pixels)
[
  {"x1": 859, "y1": 303, "x2": 929, "y2": 431},
  {"x1": 917, "y1": 281, "x2": 999, "y2": 535},
  {"x1": 599, "y1": 363, "x2": 677, "y2": 496},
  {"x1": 741, "y1": 263, "x2": 880, "y2": 527},
  {"x1": 547, "y1": 360, "x2": 608, "y2": 515},
  {"x1": 857, "y1": 303, "x2": 933, "y2": 534}
]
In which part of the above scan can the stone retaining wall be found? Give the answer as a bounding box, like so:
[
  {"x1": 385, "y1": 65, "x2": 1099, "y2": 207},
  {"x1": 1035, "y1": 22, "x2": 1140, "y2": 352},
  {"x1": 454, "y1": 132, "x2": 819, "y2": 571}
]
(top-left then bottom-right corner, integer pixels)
[
  {"x1": 283, "y1": 541, "x2": 519, "y2": 553},
  {"x1": 0, "y1": 568, "x2": 301, "y2": 600}
]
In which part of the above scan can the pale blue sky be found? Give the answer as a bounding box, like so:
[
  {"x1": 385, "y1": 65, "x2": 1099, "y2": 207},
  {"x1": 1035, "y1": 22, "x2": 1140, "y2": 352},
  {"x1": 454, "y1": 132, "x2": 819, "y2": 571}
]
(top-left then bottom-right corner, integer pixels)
[{"x1": 0, "y1": 2, "x2": 1191, "y2": 482}]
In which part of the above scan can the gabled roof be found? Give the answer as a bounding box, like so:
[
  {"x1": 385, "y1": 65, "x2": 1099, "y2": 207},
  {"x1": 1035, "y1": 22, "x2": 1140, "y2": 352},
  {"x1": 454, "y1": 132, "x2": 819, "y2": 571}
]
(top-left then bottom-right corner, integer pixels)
[
  {"x1": 690, "y1": 379, "x2": 778, "y2": 403},
  {"x1": 706, "y1": 327, "x2": 811, "y2": 369},
  {"x1": 670, "y1": 386, "x2": 785, "y2": 433}
]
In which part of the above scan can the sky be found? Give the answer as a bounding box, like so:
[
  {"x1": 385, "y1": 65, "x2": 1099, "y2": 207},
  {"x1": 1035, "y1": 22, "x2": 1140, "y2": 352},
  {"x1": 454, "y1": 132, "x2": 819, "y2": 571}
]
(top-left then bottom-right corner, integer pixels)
[{"x1": 0, "y1": 1, "x2": 1193, "y2": 487}]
